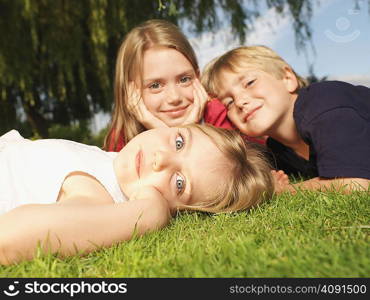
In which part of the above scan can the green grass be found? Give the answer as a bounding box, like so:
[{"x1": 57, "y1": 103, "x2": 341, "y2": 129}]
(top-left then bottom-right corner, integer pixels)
[{"x1": 1, "y1": 190, "x2": 369, "y2": 277}]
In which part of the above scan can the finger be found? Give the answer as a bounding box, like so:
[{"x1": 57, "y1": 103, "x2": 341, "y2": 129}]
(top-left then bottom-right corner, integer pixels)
[
  {"x1": 137, "y1": 97, "x2": 149, "y2": 115},
  {"x1": 127, "y1": 82, "x2": 138, "y2": 106},
  {"x1": 134, "y1": 95, "x2": 167, "y2": 129},
  {"x1": 194, "y1": 80, "x2": 210, "y2": 119},
  {"x1": 135, "y1": 92, "x2": 151, "y2": 122},
  {"x1": 194, "y1": 78, "x2": 210, "y2": 104},
  {"x1": 196, "y1": 79, "x2": 210, "y2": 103},
  {"x1": 127, "y1": 83, "x2": 144, "y2": 120},
  {"x1": 189, "y1": 88, "x2": 200, "y2": 115},
  {"x1": 192, "y1": 79, "x2": 204, "y2": 101},
  {"x1": 192, "y1": 83, "x2": 201, "y2": 106},
  {"x1": 128, "y1": 82, "x2": 136, "y2": 99},
  {"x1": 194, "y1": 85, "x2": 208, "y2": 119},
  {"x1": 180, "y1": 89, "x2": 199, "y2": 125}
]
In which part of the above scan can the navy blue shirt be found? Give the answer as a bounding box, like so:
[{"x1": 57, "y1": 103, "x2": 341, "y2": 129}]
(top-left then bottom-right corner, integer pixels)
[{"x1": 267, "y1": 81, "x2": 370, "y2": 179}]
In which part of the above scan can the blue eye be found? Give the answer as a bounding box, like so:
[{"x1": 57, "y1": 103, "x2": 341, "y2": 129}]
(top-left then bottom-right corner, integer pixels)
[
  {"x1": 149, "y1": 82, "x2": 161, "y2": 89},
  {"x1": 179, "y1": 76, "x2": 192, "y2": 84},
  {"x1": 175, "y1": 134, "x2": 185, "y2": 150},
  {"x1": 175, "y1": 174, "x2": 185, "y2": 194}
]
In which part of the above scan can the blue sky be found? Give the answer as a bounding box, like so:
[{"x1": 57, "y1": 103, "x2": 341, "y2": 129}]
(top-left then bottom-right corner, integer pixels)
[{"x1": 189, "y1": 0, "x2": 370, "y2": 86}]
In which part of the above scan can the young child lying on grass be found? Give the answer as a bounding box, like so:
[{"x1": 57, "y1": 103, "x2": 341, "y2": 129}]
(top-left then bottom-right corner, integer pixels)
[
  {"x1": 202, "y1": 45, "x2": 370, "y2": 193},
  {"x1": 0, "y1": 124, "x2": 279, "y2": 265}
]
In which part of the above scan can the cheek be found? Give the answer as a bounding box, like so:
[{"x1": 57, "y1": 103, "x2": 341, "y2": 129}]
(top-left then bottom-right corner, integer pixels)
[
  {"x1": 256, "y1": 80, "x2": 283, "y2": 100},
  {"x1": 227, "y1": 109, "x2": 241, "y2": 125},
  {"x1": 181, "y1": 86, "x2": 195, "y2": 102},
  {"x1": 140, "y1": 173, "x2": 174, "y2": 202},
  {"x1": 142, "y1": 92, "x2": 164, "y2": 113},
  {"x1": 249, "y1": 85, "x2": 266, "y2": 99},
  {"x1": 227, "y1": 109, "x2": 250, "y2": 134}
]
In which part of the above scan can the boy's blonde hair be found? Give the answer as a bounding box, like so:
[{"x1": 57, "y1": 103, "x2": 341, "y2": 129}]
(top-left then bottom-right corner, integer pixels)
[
  {"x1": 201, "y1": 45, "x2": 307, "y2": 97},
  {"x1": 181, "y1": 123, "x2": 274, "y2": 213},
  {"x1": 104, "y1": 19, "x2": 199, "y2": 150}
]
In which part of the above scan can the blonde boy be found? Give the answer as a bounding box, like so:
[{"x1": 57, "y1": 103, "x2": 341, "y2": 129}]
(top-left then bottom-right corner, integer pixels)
[{"x1": 202, "y1": 46, "x2": 370, "y2": 193}]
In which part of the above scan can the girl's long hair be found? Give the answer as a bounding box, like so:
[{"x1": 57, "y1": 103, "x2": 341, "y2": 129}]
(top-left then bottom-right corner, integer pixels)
[
  {"x1": 104, "y1": 19, "x2": 199, "y2": 150},
  {"x1": 181, "y1": 124, "x2": 274, "y2": 213}
]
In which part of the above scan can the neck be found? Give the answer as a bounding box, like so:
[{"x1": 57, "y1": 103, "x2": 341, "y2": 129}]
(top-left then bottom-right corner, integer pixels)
[{"x1": 268, "y1": 93, "x2": 310, "y2": 160}]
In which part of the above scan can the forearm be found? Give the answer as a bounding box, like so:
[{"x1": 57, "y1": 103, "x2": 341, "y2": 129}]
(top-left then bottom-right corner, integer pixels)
[
  {"x1": 286, "y1": 177, "x2": 370, "y2": 193},
  {"x1": 0, "y1": 199, "x2": 170, "y2": 265}
]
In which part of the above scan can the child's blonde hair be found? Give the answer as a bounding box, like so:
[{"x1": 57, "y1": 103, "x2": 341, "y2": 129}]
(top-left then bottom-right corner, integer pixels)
[
  {"x1": 104, "y1": 19, "x2": 199, "y2": 150},
  {"x1": 181, "y1": 123, "x2": 274, "y2": 213},
  {"x1": 201, "y1": 45, "x2": 307, "y2": 97}
]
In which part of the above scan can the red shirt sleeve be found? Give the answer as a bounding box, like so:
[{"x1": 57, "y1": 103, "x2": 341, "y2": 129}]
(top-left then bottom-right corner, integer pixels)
[
  {"x1": 203, "y1": 98, "x2": 234, "y2": 129},
  {"x1": 107, "y1": 129, "x2": 125, "y2": 152}
]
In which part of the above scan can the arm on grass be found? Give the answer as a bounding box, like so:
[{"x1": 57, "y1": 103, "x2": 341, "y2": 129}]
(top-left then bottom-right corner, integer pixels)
[
  {"x1": 0, "y1": 188, "x2": 171, "y2": 265},
  {"x1": 283, "y1": 177, "x2": 370, "y2": 194}
]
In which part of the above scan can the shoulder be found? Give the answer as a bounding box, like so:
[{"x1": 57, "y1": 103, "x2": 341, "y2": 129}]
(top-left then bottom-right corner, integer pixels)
[
  {"x1": 294, "y1": 81, "x2": 370, "y2": 125},
  {"x1": 59, "y1": 172, "x2": 115, "y2": 204},
  {"x1": 107, "y1": 128, "x2": 125, "y2": 152},
  {"x1": 296, "y1": 81, "x2": 352, "y2": 109},
  {"x1": 297, "y1": 80, "x2": 370, "y2": 108}
]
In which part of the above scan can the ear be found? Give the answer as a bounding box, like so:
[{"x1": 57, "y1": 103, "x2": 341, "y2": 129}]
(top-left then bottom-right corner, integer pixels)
[{"x1": 282, "y1": 66, "x2": 299, "y2": 93}]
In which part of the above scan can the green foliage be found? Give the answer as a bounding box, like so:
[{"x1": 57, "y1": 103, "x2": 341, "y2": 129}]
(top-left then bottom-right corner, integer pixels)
[
  {"x1": 46, "y1": 123, "x2": 107, "y2": 147},
  {"x1": 47, "y1": 123, "x2": 91, "y2": 142},
  {"x1": 0, "y1": 0, "x2": 318, "y2": 138},
  {"x1": 306, "y1": 65, "x2": 329, "y2": 85},
  {"x1": 87, "y1": 127, "x2": 109, "y2": 147},
  {"x1": 1, "y1": 190, "x2": 369, "y2": 277}
]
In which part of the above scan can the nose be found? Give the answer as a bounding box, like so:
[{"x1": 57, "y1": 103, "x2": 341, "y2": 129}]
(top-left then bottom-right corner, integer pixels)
[
  {"x1": 234, "y1": 95, "x2": 249, "y2": 111},
  {"x1": 166, "y1": 84, "x2": 182, "y2": 105},
  {"x1": 152, "y1": 150, "x2": 174, "y2": 172}
]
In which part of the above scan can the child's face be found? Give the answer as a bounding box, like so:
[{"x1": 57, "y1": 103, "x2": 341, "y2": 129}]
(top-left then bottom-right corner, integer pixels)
[
  {"x1": 114, "y1": 126, "x2": 231, "y2": 211},
  {"x1": 138, "y1": 47, "x2": 197, "y2": 127},
  {"x1": 216, "y1": 68, "x2": 297, "y2": 137}
]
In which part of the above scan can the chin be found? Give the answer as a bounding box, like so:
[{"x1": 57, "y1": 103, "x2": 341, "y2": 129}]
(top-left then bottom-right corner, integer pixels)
[
  {"x1": 249, "y1": 131, "x2": 265, "y2": 138},
  {"x1": 240, "y1": 123, "x2": 267, "y2": 137},
  {"x1": 238, "y1": 126, "x2": 252, "y2": 136},
  {"x1": 166, "y1": 118, "x2": 186, "y2": 127},
  {"x1": 240, "y1": 128, "x2": 263, "y2": 137},
  {"x1": 161, "y1": 106, "x2": 193, "y2": 127},
  {"x1": 121, "y1": 181, "x2": 138, "y2": 200},
  {"x1": 162, "y1": 114, "x2": 189, "y2": 127}
]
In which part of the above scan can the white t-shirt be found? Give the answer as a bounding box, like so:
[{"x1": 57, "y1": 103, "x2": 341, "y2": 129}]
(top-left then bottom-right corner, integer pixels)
[{"x1": 0, "y1": 130, "x2": 127, "y2": 215}]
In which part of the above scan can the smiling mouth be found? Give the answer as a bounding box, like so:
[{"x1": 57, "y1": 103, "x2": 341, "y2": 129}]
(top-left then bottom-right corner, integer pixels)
[
  {"x1": 135, "y1": 149, "x2": 142, "y2": 178},
  {"x1": 244, "y1": 105, "x2": 262, "y2": 122},
  {"x1": 161, "y1": 105, "x2": 190, "y2": 118}
]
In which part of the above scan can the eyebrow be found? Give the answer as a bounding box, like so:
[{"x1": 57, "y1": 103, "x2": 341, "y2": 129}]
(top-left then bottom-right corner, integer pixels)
[
  {"x1": 143, "y1": 69, "x2": 195, "y2": 85},
  {"x1": 142, "y1": 77, "x2": 161, "y2": 85},
  {"x1": 176, "y1": 69, "x2": 196, "y2": 78},
  {"x1": 218, "y1": 75, "x2": 246, "y2": 99}
]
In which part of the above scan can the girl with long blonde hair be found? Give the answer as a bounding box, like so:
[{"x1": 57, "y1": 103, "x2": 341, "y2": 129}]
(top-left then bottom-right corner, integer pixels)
[{"x1": 104, "y1": 19, "x2": 234, "y2": 151}]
